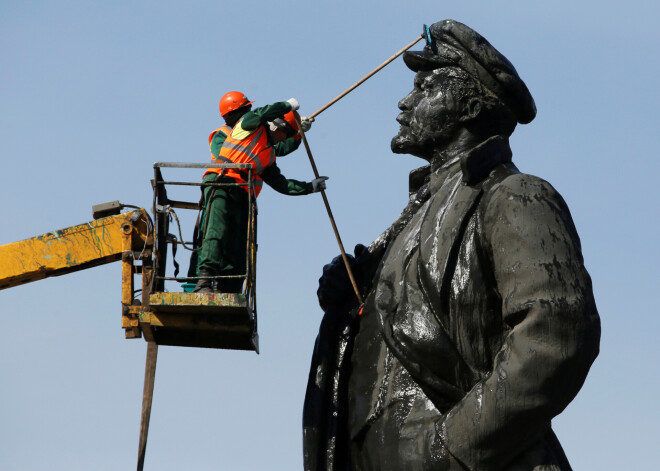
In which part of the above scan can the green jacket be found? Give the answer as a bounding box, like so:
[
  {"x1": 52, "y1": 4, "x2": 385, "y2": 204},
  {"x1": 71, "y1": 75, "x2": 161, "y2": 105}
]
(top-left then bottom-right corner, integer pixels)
[{"x1": 212, "y1": 101, "x2": 312, "y2": 195}]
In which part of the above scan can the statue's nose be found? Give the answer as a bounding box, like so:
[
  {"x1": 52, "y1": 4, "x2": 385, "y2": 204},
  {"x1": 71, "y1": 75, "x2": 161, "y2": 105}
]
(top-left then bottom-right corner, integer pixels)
[{"x1": 398, "y1": 91, "x2": 415, "y2": 111}]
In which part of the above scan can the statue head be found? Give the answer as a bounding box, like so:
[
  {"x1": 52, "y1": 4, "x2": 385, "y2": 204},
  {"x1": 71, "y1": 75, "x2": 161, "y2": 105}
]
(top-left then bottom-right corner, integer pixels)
[{"x1": 392, "y1": 20, "x2": 536, "y2": 164}]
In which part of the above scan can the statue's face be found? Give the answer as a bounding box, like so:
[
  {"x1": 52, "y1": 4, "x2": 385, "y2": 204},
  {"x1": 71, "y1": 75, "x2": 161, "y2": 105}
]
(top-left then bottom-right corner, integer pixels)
[{"x1": 391, "y1": 69, "x2": 462, "y2": 159}]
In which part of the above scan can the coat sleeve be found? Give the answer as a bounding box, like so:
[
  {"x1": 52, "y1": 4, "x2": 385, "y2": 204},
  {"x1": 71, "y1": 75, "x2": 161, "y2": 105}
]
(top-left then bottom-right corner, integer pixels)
[
  {"x1": 441, "y1": 174, "x2": 600, "y2": 470},
  {"x1": 261, "y1": 163, "x2": 312, "y2": 195},
  {"x1": 240, "y1": 102, "x2": 292, "y2": 130},
  {"x1": 272, "y1": 134, "x2": 301, "y2": 156}
]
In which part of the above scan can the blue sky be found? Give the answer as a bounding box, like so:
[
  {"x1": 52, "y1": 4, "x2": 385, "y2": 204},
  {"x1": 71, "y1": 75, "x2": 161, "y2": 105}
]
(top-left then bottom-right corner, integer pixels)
[{"x1": 1, "y1": 1, "x2": 658, "y2": 470}]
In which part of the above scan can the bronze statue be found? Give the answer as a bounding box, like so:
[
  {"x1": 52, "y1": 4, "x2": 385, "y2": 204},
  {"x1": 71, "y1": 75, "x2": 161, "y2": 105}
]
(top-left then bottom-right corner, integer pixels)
[{"x1": 303, "y1": 20, "x2": 600, "y2": 471}]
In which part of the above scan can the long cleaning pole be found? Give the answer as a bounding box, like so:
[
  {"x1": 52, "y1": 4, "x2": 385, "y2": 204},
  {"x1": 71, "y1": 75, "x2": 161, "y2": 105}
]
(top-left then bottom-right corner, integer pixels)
[
  {"x1": 294, "y1": 115, "x2": 363, "y2": 306},
  {"x1": 308, "y1": 34, "x2": 423, "y2": 120},
  {"x1": 296, "y1": 29, "x2": 428, "y2": 304}
]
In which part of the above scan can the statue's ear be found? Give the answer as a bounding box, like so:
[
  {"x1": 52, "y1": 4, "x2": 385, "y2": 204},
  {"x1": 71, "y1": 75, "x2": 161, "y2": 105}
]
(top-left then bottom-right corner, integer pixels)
[{"x1": 459, "y1": 97, "x2": 482, "y2": 123}]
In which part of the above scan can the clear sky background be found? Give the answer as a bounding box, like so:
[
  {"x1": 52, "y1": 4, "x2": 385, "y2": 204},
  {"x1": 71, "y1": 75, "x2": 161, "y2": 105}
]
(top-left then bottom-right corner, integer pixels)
[{"x1": 1, "y1": 1, "x2": 658, "y2": 470}]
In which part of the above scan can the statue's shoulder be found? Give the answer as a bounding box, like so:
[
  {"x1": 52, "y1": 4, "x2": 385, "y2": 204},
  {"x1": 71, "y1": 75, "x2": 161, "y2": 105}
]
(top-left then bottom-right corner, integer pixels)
[
  {"x1": 484, "y1": 165, "x2": 565, "y2": 207},
  {"x1": 480, "y1": 165, "x2": 578, "y2": 243}
]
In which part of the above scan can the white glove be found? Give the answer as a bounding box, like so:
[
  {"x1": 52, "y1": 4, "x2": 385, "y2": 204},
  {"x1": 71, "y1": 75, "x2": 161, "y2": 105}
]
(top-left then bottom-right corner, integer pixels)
[
  {"x1": 311, "y1": 176, "x2": 328, "y2": 193},
  {"x1": 286, "y1": 98, "x2": 300, "y2": 111},
  {"x1": 300, "y1": 116, "x2": 314, "y2": 132}
]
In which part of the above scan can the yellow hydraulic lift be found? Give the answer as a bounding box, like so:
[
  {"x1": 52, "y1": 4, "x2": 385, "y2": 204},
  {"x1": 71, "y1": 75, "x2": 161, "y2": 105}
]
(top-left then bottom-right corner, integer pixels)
[{"x1": 0, "y1": 162, "x2": 258, "y2": 470}]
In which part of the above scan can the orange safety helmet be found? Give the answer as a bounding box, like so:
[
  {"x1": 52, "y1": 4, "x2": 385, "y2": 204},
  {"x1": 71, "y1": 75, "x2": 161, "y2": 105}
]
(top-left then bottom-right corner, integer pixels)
[{"x1": 219, "y1": 91, "x2": 254, "y2": 117}]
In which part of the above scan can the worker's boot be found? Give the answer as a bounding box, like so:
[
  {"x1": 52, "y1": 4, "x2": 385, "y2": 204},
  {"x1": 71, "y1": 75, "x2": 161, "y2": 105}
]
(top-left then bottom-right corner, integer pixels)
[{"x1": 192, "y1": 269, "x2": 214, "y2": 294}]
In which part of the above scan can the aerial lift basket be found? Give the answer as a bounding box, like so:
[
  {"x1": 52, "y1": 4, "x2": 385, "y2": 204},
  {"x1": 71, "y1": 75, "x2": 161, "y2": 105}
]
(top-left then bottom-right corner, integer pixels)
[{"x1": 135, "y1": 162, "x2": 259, "y2": 352}]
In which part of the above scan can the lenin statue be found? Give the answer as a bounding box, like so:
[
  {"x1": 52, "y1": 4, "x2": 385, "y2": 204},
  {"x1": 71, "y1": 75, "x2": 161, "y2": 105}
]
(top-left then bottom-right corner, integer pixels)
[{"x1": 303, "y1": 20, "x2": 601, "y2": 471}]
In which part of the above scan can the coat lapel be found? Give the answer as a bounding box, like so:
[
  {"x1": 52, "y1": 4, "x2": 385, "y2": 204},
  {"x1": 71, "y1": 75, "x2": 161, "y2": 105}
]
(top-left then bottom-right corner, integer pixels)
[{"x1": 417, "y1": 174, "x2": 483, "y2": 327}]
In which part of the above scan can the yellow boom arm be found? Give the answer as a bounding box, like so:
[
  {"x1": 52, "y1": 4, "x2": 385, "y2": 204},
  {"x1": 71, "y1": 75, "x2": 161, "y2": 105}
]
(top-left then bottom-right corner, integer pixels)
[
  {"x1": 0, "y1": 209, "x2": 152, "y2": 290},
  {"x1": 0, "y1": 209, "x2": 153, "y2": 339}
]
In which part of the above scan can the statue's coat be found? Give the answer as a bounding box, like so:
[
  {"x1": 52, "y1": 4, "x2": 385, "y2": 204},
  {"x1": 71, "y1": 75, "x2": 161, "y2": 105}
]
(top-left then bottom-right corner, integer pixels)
[{"x1": 304, "y1": 136, "x2": 600, "y2": 471}]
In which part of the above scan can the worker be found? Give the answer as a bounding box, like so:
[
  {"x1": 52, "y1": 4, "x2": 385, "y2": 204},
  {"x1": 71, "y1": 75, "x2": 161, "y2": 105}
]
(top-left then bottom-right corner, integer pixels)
[
  {"x1": 186, "y1": 91, "x2": 256, "y2": 283},
  {"x1": 193, "y1": 94, "x2": 327, "y2": 294}
]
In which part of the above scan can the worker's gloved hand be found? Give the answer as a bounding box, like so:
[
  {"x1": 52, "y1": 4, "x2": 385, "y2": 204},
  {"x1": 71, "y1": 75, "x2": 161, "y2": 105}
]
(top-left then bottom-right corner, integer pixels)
[
  {"x1": 286, "y1": 98, "x2": 300, "y2": 111},
  {"x1": 311, "y1": 176, "x2": 328, "y2": 193},
  {"x1": 317, "y1": 244, "x2": 378, "y2": 311},
  {"x1": 300, "y1": 116, "x2": 314, "y2": 132}
]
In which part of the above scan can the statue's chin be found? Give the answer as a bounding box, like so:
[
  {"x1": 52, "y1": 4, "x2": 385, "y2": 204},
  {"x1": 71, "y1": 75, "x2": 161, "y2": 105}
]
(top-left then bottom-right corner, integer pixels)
[
  {"x1": 391, "y1": 134, "x2": 411, "y2": 154},
  {"x1": 391, "y1": 135, "x2": 430, "y2": 160}
]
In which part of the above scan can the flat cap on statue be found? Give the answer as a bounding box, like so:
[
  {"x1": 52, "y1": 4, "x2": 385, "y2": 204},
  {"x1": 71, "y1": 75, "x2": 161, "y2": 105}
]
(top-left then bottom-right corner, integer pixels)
[{"x1": 405, "y1": 19, "x2": 537, "y2": 124}]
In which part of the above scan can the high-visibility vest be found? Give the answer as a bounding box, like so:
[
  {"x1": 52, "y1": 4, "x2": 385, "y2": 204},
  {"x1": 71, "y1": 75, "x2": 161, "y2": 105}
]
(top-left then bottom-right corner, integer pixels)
[
  {"x1": 207, "y1": 124, "x2": 233, "y2": 160},
  {"x1": 209, "y1": 123, "x2": 276, "y2": 197}
]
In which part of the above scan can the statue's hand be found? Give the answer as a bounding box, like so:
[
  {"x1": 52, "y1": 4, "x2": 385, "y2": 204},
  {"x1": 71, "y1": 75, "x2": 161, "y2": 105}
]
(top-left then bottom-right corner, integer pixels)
[
  {"x1": 317, "y1": 244, "x2": 377, "y2": 311},
  {"x1": 317, "y1": 252, "x2": 356, "y2": 311}
]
